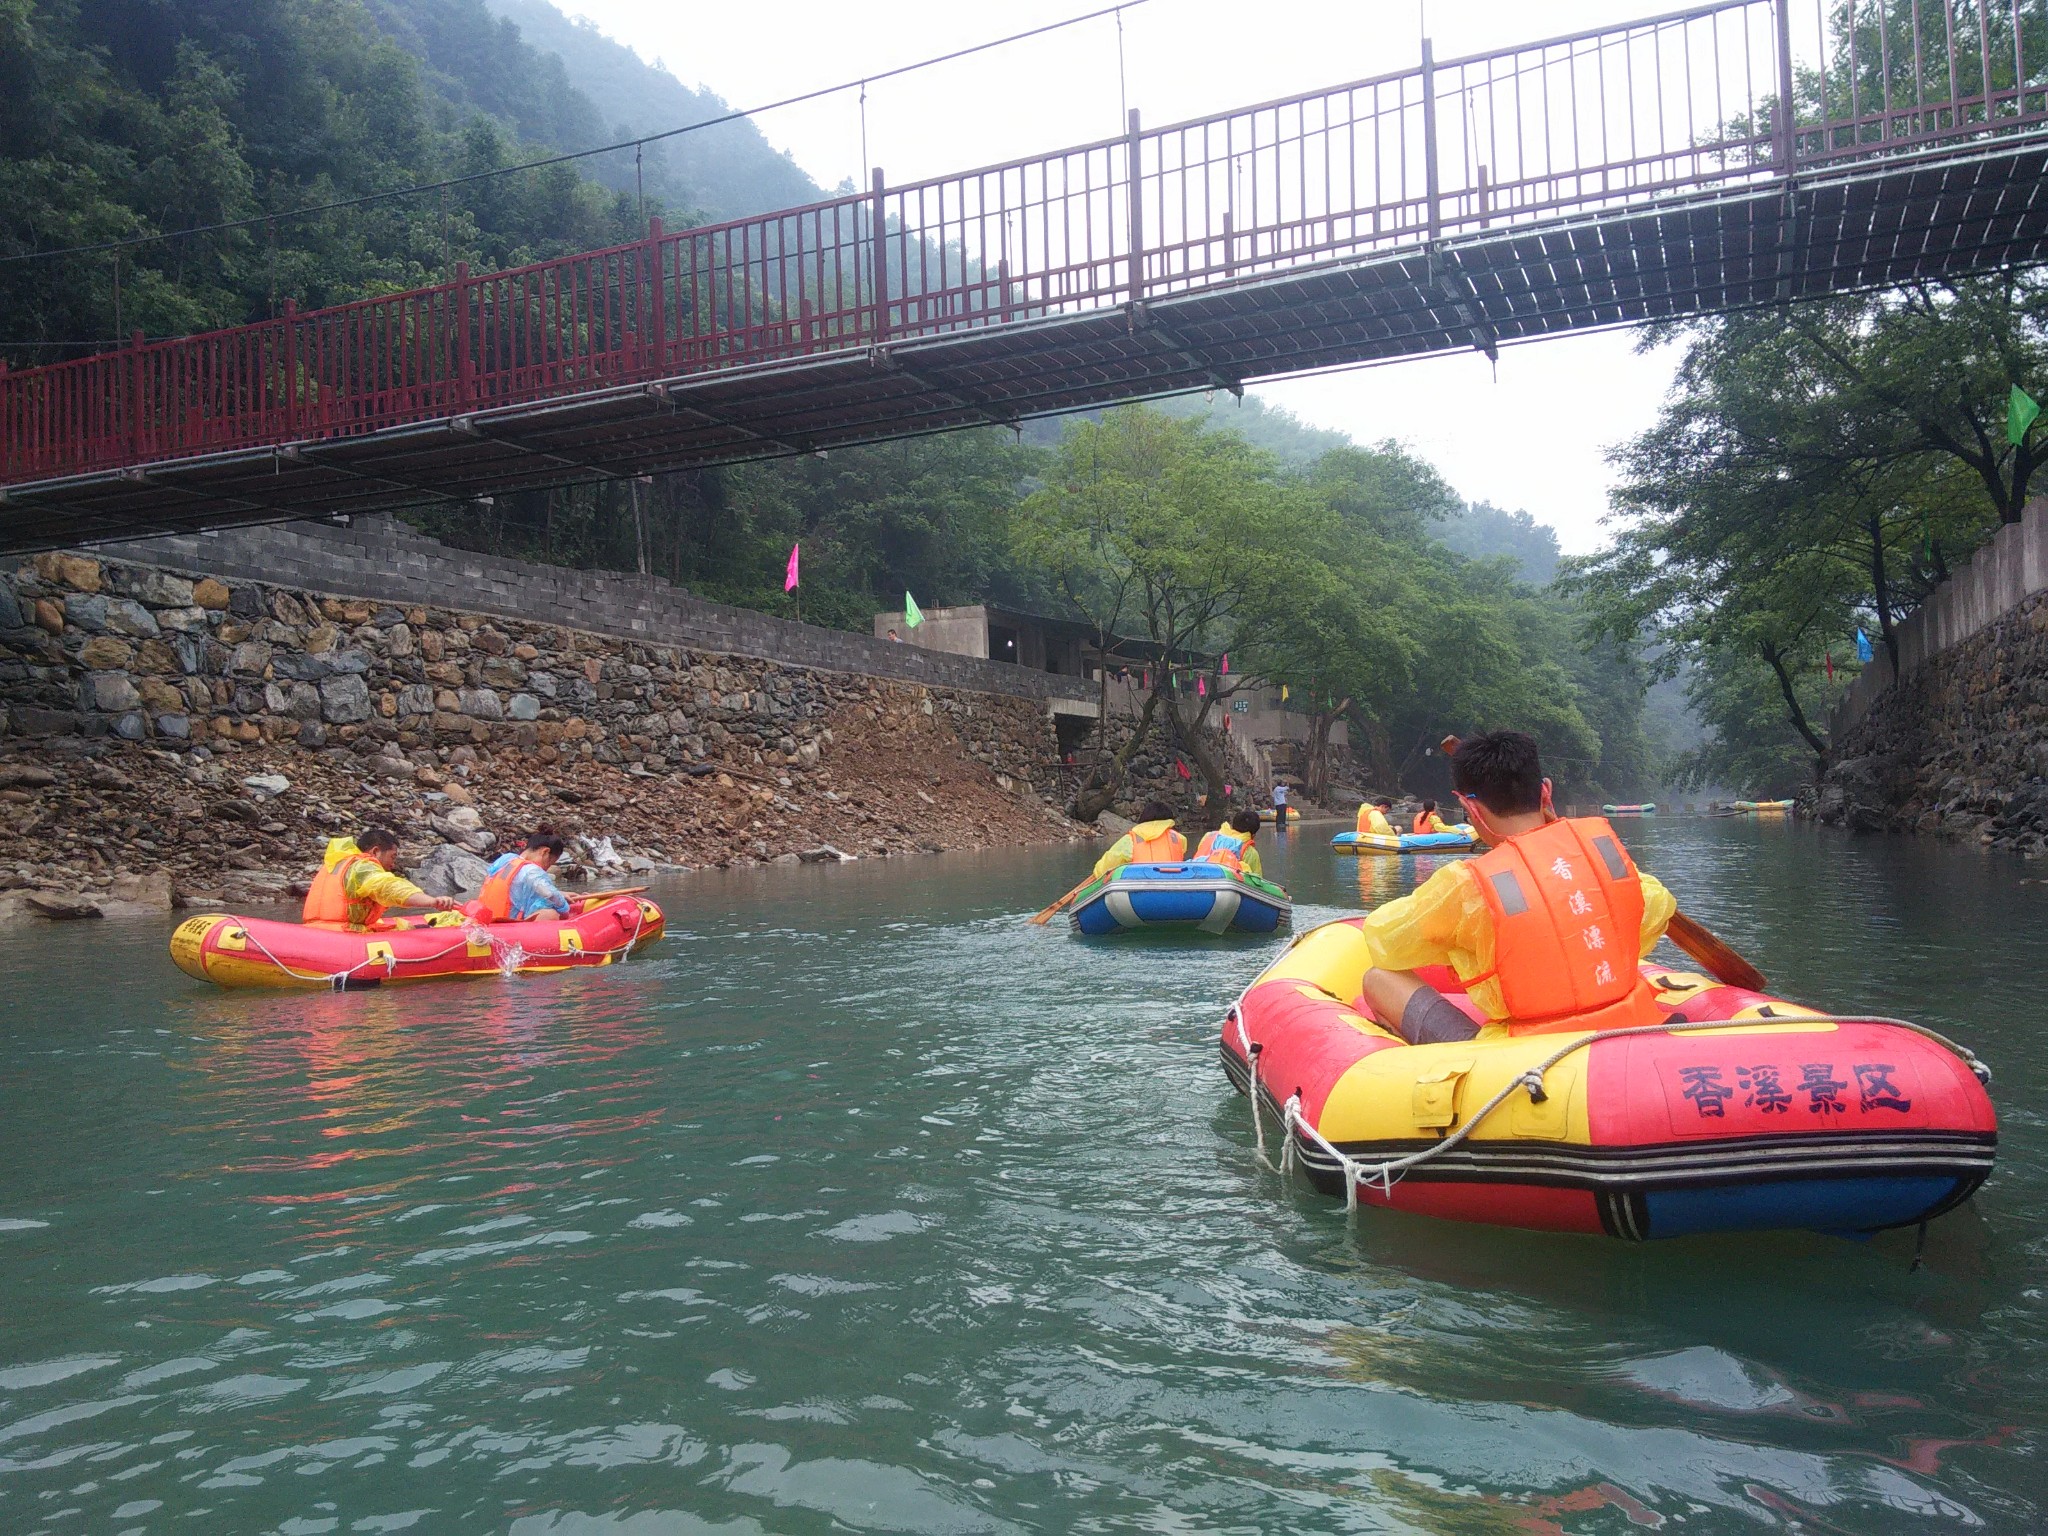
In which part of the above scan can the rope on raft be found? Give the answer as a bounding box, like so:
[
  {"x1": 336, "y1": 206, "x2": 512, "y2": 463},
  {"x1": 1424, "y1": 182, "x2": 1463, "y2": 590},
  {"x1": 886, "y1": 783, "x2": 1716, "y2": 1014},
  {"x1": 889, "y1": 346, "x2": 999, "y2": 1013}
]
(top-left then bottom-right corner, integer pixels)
[
  {"x1": 1236, "y1": 1011, "x2": 1994, "y2": 1214},
  {"x1": 231, "y1": 895, "x2": 651, "y2": 989}
]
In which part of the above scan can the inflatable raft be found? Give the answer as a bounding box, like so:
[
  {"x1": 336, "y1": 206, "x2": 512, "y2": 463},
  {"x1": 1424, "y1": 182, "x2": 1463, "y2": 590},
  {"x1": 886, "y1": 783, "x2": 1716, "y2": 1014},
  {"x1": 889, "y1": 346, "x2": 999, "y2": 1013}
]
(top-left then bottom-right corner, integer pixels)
[
  {"x1": 1602, "y1": 803, "x2": 1657, "y2": 816},
  {"x1": 1730, "y1": 799, "x2": 1795, "y2": 816},
  {"x1": 1220, "y1": 918, "x2": 1995, "y2": 1239},
  {"x1": 1332, "y1": 825, "x2": 1478, "y2": 855},
  {"x1": 1070, "y1": 863, "x2": 1290, "y2": 935},
  {"x1": 170, "y1": 894, "x2": 665, "y2": 989}
]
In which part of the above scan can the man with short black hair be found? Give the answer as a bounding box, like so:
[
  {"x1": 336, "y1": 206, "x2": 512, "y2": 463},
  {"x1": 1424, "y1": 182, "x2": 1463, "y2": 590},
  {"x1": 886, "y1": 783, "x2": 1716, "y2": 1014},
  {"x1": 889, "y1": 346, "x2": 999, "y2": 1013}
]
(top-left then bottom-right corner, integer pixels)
[
  {"x1": 301, "y1": 827, "x2": 460, "y2": 931},
  {"x1": 1358, "y1": 730, "x2": 1676, "y2": 1044},
  {"x1": 1357, "y1": 797, "x2": 1396, "y2": 836}
]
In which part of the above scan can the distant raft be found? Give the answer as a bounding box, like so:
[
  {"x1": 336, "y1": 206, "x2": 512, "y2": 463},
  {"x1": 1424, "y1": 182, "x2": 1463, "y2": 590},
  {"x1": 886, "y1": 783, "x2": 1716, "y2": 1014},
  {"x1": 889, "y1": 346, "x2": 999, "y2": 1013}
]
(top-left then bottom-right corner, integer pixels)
[
  {"x1": 1219, "y1": 918, "x2": 1997, "y2": 1240},
  {"x1": 170, "y1": 894, "x2": 665, "y2": 990},
  {"x1": 1602, "y1": 803, "x2": 1657, "y2": 816},
  {"x1": 1730, "y1": 799, "x2": 1796, "y2": 815},
  {"x1": 1069, "y1": 862, "x2": 1291, "y2": 935},
  {"x1": 1332, "y1": 824, "x2": 1478, "y2": 855}
]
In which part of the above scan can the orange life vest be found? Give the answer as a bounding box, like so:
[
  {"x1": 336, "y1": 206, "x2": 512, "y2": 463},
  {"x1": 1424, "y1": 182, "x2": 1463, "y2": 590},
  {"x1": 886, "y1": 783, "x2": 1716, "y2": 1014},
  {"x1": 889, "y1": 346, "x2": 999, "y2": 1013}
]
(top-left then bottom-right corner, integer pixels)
[
  {"x1": 1358, "y1": 806, "x2": 1391, "y2": 836},
  {"x1": 1195, "y1": 827, "x2": 1249, "y2": 875},
  {"x1": 468, "y1": 855, "x2": 533, "y2": 924},
  {"x1": 1125, "y1": 825, "x2": 1187, "y2": 863},
  {"x1": 302, "y1": 851, "x2": 385, "y2": 932},
  {"x1": 1413, "y1": 810, "x2": 1447, "y2": 834},
  {"x1": 1465, "y1": 816, "x2": 1665, "y2": 1035}
]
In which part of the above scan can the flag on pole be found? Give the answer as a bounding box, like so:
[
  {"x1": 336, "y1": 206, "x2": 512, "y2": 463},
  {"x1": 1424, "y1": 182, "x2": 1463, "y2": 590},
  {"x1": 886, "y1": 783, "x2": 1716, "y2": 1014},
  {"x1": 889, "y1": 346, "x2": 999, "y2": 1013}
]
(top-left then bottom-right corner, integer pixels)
[
  {"x1": 2012, "y1": 385, "x2": 2041, "y2": 445},
  {"x1": 784, "y1": 543, "x2": 800, "y2": 592},
  {"x1": 1197, "y1": 676, "x2": 1207, "y2": 697},
  {"x1": 1855, "y1": 628, "x2": 1873, "y2": 663},
  {"x1": 1220, "y1": 653, "x2": 1229, "y2": 675},
  {"x1": 1280, "y1": 684, "x2": 1289, "y2": 702},
  {"x1": 1825, "y1": 650, "x2": 1835, "y2": 682},
  {"x1": 904, "y1": 591, "x2": 924, "y2": 628},
  {"x1": 1175, "y1": 760, "x2": 1191, "y2": 780}
]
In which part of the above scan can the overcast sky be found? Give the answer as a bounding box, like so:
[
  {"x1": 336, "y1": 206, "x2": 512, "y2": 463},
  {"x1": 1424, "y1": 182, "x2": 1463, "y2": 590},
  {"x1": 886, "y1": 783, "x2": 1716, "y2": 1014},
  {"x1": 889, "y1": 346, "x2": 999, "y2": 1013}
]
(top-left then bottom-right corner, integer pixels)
[{"x1": 559, "y1": 0, "x2": 1692, "y2": 552}]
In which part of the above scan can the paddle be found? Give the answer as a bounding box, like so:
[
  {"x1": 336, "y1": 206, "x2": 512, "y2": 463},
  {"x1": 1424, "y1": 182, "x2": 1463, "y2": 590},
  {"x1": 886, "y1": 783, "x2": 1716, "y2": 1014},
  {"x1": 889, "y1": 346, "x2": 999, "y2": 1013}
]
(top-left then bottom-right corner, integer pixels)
[
  {"x1": 1664, "y1": 911, "x2": 1768, "y2": 991},
  {"x1": 575, "y1": 885, "x2": 648, "y2": 909},
  {"x1": 1028, "y1": 873, "x2": 1098, "y2": 926},
  {"x1": 1436, "y1": 734, "x2": 1768, "y2": 991}
]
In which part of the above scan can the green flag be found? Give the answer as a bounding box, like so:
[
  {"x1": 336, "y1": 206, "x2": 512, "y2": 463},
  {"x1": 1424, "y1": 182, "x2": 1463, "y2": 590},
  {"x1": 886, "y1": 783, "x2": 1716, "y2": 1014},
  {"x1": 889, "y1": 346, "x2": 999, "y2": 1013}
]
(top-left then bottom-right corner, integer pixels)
[
  {"x1": 2010, "y1": 385, "x2": 2040, "y2": 446},
  {"x1": 903, "y1": 591, "x2": 924, "y2": 628}
]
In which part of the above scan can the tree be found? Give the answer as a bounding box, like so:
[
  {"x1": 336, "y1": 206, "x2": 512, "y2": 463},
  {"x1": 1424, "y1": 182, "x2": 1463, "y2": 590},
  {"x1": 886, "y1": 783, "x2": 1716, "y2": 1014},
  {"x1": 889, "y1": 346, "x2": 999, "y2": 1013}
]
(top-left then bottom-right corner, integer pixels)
[{"x1": 1013, "y1": 407, "x2": 1328, "y2": 817}]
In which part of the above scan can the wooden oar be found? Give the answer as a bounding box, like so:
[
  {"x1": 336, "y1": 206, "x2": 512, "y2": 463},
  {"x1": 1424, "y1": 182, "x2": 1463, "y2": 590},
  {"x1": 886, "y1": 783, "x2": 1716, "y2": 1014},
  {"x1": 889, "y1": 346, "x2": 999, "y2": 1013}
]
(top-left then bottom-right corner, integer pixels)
[
  {"x1": 576, "y1": 885, "x2": 648, "y2": 909},
  {"x1": 1028, "y1": 873, "x2": 1097, "y2": 926},
  {"x1": 1438, "y1": 733, "x2": 1768, "y2": 991},
  {"x1": 1666, "y1": 910, "x2": 1767, "y2": 991}
]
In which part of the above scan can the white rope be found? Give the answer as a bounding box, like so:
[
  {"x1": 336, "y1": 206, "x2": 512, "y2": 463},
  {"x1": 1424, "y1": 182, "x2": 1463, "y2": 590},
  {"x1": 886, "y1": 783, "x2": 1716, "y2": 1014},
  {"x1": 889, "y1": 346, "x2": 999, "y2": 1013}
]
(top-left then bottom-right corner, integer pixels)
[
  {"x1": 1250, "y1": 1010, "x2": 1995, "y2": 1208},
  {"x1": 225, "y1": 894, "x2": 654, "y2": 989}
]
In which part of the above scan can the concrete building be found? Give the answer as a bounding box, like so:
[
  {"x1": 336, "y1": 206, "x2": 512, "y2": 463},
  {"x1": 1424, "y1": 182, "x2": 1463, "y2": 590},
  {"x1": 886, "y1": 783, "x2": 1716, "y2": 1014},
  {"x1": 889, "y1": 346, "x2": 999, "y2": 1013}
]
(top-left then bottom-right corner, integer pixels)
[{"x1": 873, "y1": 603, "x2": 1347, "y2": 789}]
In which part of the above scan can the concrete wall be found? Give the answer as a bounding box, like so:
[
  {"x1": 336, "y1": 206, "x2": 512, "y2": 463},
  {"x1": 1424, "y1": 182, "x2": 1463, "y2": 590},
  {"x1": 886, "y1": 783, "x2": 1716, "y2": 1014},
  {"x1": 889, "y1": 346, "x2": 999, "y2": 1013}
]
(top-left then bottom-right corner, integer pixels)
[
  {"x1": 1830, "y1": 495, "x2": 2048, "y2": 740},
  {"x1": 874, "y1": 604, "x2": 991, "y2": 660},
  {"x1": 89, "y1": 518, "x2": 1097, "y2": 709}
]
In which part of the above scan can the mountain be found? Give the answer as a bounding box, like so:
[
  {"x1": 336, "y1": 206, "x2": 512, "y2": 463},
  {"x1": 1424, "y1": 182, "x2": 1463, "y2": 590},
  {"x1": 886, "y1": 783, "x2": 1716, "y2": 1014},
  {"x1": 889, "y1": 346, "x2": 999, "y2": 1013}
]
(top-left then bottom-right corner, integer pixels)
[
  {"x1": 1434, "y1": 500, "x2": 1563, "y2": 586},
  {"x1": 478, "y1": 0, "x2": 827, "y2": 221}
]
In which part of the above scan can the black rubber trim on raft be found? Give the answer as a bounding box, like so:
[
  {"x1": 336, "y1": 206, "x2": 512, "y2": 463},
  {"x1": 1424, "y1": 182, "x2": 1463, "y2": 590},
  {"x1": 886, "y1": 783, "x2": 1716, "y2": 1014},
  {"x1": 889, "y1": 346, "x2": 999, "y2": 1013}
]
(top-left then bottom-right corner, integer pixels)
[{"x1": 1220, "y1": 1043, "x2": 1996, "y2": 1224}]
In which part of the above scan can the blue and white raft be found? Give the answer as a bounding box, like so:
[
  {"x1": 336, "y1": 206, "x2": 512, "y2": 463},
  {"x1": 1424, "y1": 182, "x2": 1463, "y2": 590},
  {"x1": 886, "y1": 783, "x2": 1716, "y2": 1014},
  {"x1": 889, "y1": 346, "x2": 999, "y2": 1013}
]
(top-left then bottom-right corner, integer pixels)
[
  {"x1": 1331, "y1": 825, "x2": 1478, "y2": 855},
  {"x1": 1069, "y1": 863, "x2": 1292, "y2": 935}
]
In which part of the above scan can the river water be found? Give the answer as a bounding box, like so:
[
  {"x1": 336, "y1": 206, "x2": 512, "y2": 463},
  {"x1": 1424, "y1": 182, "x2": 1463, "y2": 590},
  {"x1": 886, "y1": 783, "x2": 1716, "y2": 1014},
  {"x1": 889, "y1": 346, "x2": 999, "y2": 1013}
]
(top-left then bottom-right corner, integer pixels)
[{"x1": 2, "y1": 818, "x2": 2044, "y2": 1533}]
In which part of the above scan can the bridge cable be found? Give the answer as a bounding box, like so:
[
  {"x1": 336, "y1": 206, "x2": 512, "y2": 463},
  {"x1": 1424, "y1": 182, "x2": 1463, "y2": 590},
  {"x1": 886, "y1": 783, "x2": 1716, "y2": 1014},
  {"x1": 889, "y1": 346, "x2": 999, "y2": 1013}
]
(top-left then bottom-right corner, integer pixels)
[{"x1": 0, "y1": 0, "x2": 1153, "y2": 270}]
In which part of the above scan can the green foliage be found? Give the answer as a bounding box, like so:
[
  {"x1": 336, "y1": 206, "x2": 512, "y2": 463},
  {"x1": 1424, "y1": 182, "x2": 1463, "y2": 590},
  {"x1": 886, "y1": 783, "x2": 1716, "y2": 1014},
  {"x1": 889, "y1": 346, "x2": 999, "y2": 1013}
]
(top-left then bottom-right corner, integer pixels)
[
  {"x1": 1435, "y1": 500, "x2": 1562, "y2": 586},
  {"x1": 481, "y1": 0, "x2": 825, "y2": 220},
  {"x1": 1574, "y1": 277, "x2": 2039, "y2": 789}
]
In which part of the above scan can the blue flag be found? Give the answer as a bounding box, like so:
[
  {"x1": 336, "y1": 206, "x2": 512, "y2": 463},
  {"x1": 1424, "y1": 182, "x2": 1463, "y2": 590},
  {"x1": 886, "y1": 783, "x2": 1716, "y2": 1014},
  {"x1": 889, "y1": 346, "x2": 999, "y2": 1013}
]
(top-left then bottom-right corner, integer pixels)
[{"x1": 1855, "y1": 629, "x2": 1873, "y2": 663}]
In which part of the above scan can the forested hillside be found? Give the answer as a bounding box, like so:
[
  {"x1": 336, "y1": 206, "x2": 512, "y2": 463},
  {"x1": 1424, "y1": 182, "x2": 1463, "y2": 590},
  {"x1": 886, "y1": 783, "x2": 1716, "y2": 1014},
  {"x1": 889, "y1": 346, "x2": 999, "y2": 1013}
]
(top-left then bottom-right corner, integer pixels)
[{"x1": 483, "y1": 0, "x2": 827, "y2": 218}]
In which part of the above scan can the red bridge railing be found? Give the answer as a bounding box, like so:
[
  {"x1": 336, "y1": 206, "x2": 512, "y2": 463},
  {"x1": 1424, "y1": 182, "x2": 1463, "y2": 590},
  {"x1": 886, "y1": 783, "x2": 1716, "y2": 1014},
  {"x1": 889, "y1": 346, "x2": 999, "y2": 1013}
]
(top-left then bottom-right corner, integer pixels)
[{"x1": 4, "y1": 0, "x2": 2045, "y2": 485}]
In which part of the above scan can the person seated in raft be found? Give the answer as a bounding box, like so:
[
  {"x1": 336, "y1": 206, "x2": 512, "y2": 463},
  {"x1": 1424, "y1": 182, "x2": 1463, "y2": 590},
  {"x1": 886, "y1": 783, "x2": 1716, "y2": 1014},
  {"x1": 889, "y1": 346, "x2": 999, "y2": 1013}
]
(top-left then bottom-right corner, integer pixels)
[
  {"x1": 470, "y1": 834, "x2": 574, "y2": 923},
  {"x1": 1194, "y1": 810, "x2": 1264, "y2": 878},
  {"x1": 1411, "y1": 799, "x2": 1452, "y2": 835},
  {"x1": 1091, "y1": 799, "x2": 1187, "y2": 879},
  {"x1": 1357, "y1": 730, "x2": 1676, "y2": 1045},
  {"x1": 302, "y1": 827, "x2": 461, "y2": 932},
  {"x1": 1357, "y1": 797, "x2": 1396, "y2": 837}
]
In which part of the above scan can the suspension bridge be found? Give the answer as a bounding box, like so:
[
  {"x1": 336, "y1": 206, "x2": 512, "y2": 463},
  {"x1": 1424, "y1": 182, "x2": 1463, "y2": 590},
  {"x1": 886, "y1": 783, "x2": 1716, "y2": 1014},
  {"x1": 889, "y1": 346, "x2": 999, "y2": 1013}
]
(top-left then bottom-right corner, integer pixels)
[{"x1": 4, "y1": 0, "x2": 2048, "y2": 553}]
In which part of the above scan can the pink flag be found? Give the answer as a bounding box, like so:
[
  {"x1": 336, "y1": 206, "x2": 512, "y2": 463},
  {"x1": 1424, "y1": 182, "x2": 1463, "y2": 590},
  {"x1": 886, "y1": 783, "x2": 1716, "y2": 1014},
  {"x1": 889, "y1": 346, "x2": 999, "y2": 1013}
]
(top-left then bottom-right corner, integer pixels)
[
  {"x1": 1221, "y1": 653, "x2": 1230, "y2": 675},
  {"x1": 1197, "y1": 676, "x2": 1207, "y2": 697},
  {"x1": 784, "y1": 543, "x2": 800, "y2": 592}
]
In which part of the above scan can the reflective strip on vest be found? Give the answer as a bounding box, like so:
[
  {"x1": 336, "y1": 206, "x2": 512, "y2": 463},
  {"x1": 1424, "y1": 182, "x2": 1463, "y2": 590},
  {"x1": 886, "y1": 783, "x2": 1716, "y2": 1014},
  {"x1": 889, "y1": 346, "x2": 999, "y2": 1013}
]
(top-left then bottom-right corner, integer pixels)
[
  {"x1": 1468, "y1": 816, "x2": 1661, "y2": 1033},
  {"x1": 1127, "y1": 828, "x2": 1186, "y2": 863}
]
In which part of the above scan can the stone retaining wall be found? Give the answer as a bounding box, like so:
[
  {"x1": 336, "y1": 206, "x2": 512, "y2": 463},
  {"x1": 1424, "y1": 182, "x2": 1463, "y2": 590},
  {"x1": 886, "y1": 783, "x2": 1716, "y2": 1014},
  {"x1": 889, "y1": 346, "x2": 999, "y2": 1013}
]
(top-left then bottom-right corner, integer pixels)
[
  {"x1": 1817, "y1": 587, "x2": 2048, "y2": 856},
  {"x1": 84, "y1": 516, "x2": 1096, "y2": 706},
  {"x1": 0, "y1": 549, "x2": 1064, "y2": 791}
]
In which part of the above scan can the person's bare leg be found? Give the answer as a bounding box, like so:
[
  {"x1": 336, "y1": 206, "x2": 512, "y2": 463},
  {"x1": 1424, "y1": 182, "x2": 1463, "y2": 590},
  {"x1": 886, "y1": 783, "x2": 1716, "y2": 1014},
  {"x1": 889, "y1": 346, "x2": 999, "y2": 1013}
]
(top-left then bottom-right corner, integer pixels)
[
  {"x1": 1359, "y1": 967, "x2": 1428, "y2": 1030},
  {"x1": 1361, "y1": 967, "x2": 1482, "y2": 1045}
]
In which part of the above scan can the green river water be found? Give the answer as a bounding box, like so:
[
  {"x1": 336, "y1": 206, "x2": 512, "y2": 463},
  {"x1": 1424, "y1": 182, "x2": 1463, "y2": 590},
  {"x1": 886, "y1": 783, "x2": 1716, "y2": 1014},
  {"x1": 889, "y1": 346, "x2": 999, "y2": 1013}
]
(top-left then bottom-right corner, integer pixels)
[{"x1": 2, "y1": 818, "x2": 2045, "y2": 1534}]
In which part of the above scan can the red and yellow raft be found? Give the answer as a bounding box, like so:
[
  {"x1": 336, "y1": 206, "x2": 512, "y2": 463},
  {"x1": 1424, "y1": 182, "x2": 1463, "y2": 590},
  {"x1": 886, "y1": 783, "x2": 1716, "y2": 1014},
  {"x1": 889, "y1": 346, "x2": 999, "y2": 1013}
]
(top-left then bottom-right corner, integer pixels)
[
  {"x1": 1220, "y1": 918, "x2": 1996, "y2": 1240},
  {"x1": 170, "y1": 894, "x2": 664, "y2": 990}
]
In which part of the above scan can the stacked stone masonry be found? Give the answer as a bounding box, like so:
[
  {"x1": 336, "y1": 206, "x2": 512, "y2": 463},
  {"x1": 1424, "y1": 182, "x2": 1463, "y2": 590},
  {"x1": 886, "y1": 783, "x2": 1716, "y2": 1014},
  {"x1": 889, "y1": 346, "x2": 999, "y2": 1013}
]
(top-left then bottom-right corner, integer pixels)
[
  {"x1": 0, "y1": 550, "x2": 1069, "y2": 794},
  {"x1": 1817, "y1": 587, "x2": 2048, "y2": 857},
  {"x1": 87, "y1": 515, "x2": 1097, "y2": 706}
]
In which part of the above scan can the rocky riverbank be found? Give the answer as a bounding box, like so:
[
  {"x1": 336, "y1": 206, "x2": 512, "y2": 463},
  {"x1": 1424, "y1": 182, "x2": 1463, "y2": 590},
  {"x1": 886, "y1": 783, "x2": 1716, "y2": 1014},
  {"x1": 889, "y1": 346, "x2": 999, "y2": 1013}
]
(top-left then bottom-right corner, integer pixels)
[
  {"x1": 0, "y1": 552, "x2": 1095, "y2": 923},
  {"x1": 1816, "y1": 587, "x2": 2048, "y2": 858}
]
